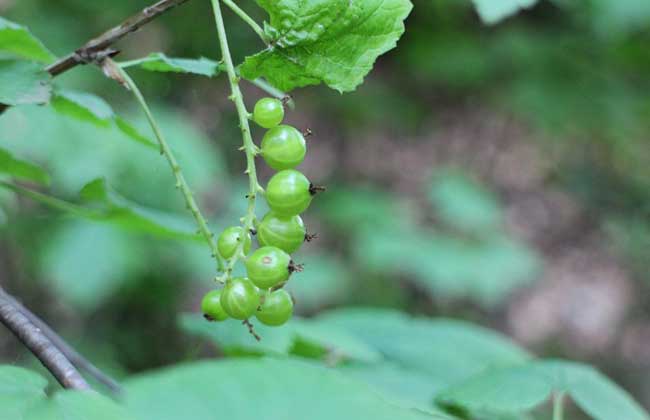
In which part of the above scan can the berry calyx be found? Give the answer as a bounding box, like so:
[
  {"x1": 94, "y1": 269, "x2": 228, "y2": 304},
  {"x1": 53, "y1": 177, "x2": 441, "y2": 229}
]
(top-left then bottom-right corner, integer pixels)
[
  {"x1": 265, "y1": 169, "x2": 313, "y2": 216},
  {"x1": 245, "y1": 246, "x2": 291, "y2": 289},
  {"x1": 253, "y1": 97, "x2": 284, "y2": 128},
  {"x1": 261, "y1": 125, "x2": 306, "y2": 170},
  {"x1": 220, "y1": 277, "x2": 260, "y2": 320},
  {"x1": 256, "y1": 289, "x2": 293, "y2": 326},
  {"x1": 217, "y1": 226, "x2": 252, "y2": 259},
  {"x1": 201, "y1": 290, "x2": 229, "y2": 322},
  {"x1": 257, "y1": 212, "x2": 306, "y2": 254}
]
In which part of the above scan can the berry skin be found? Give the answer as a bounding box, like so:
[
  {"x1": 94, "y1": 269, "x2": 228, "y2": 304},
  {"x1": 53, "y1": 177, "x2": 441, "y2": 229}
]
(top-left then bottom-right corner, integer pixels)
[
  {"x1": 258, "y1": 212, "x2": 306, "y2": 254},
  {"x1": 265, "y1": 169, "x2": 312, "y2": 216},
  {"x1": 256, "y1": 290, "x2": 293, "y2": 326},
  {"x1": 245, "y1": 246, "x2": 291, "y2": 289},
  {"x1": 217, "y1": 226, "x2": 252, "y2": 259},
  {"x1": 220, "y1": 277, "x2": 260, "y2": 320},
  {"x1": 261, "y1": 125, "x2": 306, "y2": 170},
  {"x1": 253, "y1": 98, "x2": 284, "y2": 129},
  {"x1": 201, "y1": 290, "x2": 229, "y2": 322}
]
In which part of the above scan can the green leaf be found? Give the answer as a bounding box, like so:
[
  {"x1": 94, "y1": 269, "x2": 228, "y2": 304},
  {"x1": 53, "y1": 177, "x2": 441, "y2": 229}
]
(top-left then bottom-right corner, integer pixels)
[
  {"x1": 120, "y1": 53, "x2": 221, "y2": 77},
  {"x1": 437, "y1": 360, "x2": 650, "y2": 420},
  {"x1": 179, "y1": 313, "x2": 381, "y2": 363},
  {"x1": 0, "y1": 366, "x2": 48, "y2": 420},
  {"x1": 0, "y1": 17, "x2": 55, "y2": 62},
  {"x1": 428, "y1": 171, "x2": 502, "y2": 233},
  {"x1": 0, "y1": 147, "x2": 50, "y2": 185},
  {"x1": 284, "y1": 253, "x2": 351, "y2": 311},
  {"x1": 0, "y1": 60, "x2": 51, "y2": 105},
  {"x1": 471, "y1": 0, "x2": 538, "y2": 24},
  {"x1": 125, "y1": 358, "x2": 436, "y2": 420},
  {"x1": 25, "y1": 390, "x2": 136, "y2": 420},
  {"x1": 239, "y1": 0, "x2": 413, "y2": 92},
  {"x1": 317, "y1": 308, "x2": 530, "y2": 385},
  {"x1": 50, "y1": 89, "x2": 157, "y2": 149}
]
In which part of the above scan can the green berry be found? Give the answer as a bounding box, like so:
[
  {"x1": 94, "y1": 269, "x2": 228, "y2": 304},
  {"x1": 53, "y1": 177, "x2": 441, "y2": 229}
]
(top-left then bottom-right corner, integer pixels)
[
  {"x1": 258, "y1": 212, "x2": 306, "y2": 254},
  {"x1": 217, "y1": 226, "x2": 252, "y2": 259},
  {"x1": 265, "y1": 169, "x2": 312, "y2": 216},
  {"x1": 245, "y1": 246, "x2": 291, "y2": 289},
  {"x1": 220, "y1": 277, "x2": 260, "y2": 320},
  {"x1": 253, "y1": 98, "x2": 284, "y2": 128},
  {"x1": 256, "y1": 290, "x2": 293, "y2": 326},
  {"x1": 201, "y1": 290, "x2": 229, "y2": 321},
  {"x1": 261, "y1": 125, "x2": 306, "y2": 170}
]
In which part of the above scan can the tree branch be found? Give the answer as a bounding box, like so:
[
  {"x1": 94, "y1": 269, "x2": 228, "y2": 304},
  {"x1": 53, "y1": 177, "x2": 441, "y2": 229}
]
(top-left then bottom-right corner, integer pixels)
[
  {"x1": 0, "y1": 288, "x2": 122, "y2": 394},
  {"x1": 0, "y1": 293, "x2": 90, "y2": 390}
]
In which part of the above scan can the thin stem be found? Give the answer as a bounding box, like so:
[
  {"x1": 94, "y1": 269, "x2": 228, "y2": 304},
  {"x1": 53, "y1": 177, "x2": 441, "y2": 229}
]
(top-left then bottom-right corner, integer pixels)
[
  {"x1": 250, "y1": 78, "x2": 295, "y2": 110},
  {"x1": 222, "y1": 0, "x2": 268, "y2": 44},
  {"x1": 0, "y1": 294, "x2": 90, "y2": 390},
  {"x1": 210, "y1": 0, "x2": 261, "y2": 281},
  {"x1": 0, "y1": 288, "x2": 122, "y2": 394},
  {"x1": 553, "y1": 392, "x2": 565, "y2": 420},
  {"x1": 114, "y1": 65, "x2": 225, "y2": 273}
]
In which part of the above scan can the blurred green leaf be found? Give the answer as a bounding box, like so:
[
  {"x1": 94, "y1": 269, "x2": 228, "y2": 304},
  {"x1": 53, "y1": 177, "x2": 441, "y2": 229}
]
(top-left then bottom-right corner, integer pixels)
[
  {"x1": 285, "y1": 253, "x2": 351, "y2": 311},
  {"x1": 317, "y1": 308, "x2": 530, "y2": 384},
  {"x1": 25, "y1": 391, "x2": 136, "y2": 420},
  {"x1": 0, "y1": 60, "x2": 51, "y2": 105},
  {"x1": 428, "y1": 170, "x2": 502, "y2": 233},
  {"x1": 125, "y1": 358, "x2": 436, "y2": 420},
  {"x1": 471, "y1": 0, "x2": 537, "y2": 24},
  {"x1": 437, "y1": 360, "x2": 650, "y2": 420},
  {"x1": 240, "y1": 0, "x2": 413, "y2": 92},
  {"x1": 0, "y1": 17, "x2": 55, "y2": 62},
  {"x1": 39, "y1": 220, "x2": 144, "y2": 310},
  {"x1": 0, "y1": 147, "x2": 50, "y2": 185},
  {"x1": 0, "y1": 366, "x2": 47, "y2": 420},
  {"x1": 120, "y1": 53, "x2": 221, "y2": 77},
  {"x1": 179, "y1": 313, "x2": 381, "y2": 363}
]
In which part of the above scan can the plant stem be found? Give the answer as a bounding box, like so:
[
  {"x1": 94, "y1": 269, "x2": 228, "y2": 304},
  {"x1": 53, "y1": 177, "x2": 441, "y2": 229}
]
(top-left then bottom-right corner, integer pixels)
[
  {"x1": 553, "y1": 392, "x2": 565, "y2": 420},
  {"x1": 210, "y1": 0, "x2": 261, "y2": 281},
  {"x1": 115, "y1": 66, "x2": 225, "y2": 273},
  {"x1": 250, "y1": 78, "x2": 295, "y2": 110},
  {"x1": 222, "y1": 0, "x2": 268, "y2": 44}
]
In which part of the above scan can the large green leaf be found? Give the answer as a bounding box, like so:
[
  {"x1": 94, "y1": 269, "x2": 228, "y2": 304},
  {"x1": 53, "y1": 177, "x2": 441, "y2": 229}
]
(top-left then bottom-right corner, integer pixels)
[
  {"x1": 0, "y1": 147, "x2": 49, "y2": 185},
  {"x1": 125, "y1": 358, "x2": 436, "y2": 420},
  {"x1": 317, "y1": 308, "x2": 530, "y2": 385},
  {"x1": 24, "y1": 391, "x2": 135, "y2": 420},
  {"x1": 0, "y1": 60, "x2": 51, "y2": 105},
  {"x1": 179, "y1": 313, "x2": 381, "y2": 363},
  {"x1": 471, "y1": 0, "x2": 538, "y2": 24},
  {"x1": 120, "y1": 53, "x2": 221, "y2": 77},
  {"x1": 0, "y1": 366, "x2": 48, "y2": 420},
  {"x1": 437, "y1": 360, "x2": 650, "y2": 420},
  {"x1": 240, "y1": 0, "x2": 413, "y2": 92},
  {"x1": 0, "y1": 17, "x2": 54, "y2": 62}
]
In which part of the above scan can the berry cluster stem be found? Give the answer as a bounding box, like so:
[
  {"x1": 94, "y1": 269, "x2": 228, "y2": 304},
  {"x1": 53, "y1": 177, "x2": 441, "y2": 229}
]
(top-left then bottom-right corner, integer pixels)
[
  {"x1": 210, "y1": 0, "x2": 261, "y2": 281},
  {"x1": 114, "y1": 65, "x2": 225, "y2": 273}
]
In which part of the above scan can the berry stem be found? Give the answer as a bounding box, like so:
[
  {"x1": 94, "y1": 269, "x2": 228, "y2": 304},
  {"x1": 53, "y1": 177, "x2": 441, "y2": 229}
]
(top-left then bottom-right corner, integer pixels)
[
  {"x1": 211, "y1": 0, "x2": 261, "y2": 281},
  {"x1": 552, "y1": 392, "x2": 565, "y2": 420},
  {"x1": 114, "y1": 66, "x2": 225, "y2": 274},
  {"x1": 222, "y1": 0, "x2": 268, "y2": 45}
]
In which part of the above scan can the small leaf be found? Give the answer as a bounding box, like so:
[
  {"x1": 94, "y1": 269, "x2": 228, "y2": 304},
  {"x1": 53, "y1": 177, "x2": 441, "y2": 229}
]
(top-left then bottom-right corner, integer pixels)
[
  {"x1": 51, "y1": 89, "x2": 114, "y2": 127},
  {"x1": 121, "y1": 53, "x2": 221, "y2": 77},
  {"x1": 240, "y1": 0, "x2": 413, "y2": 92},
  {"x1": 114, "y1": 116, "x2": 158, "y2": 149},
  {"x1": 0, "y1": 365, "x2": 48, "y2": 420},
  {"x1": 437, "y1": 360, "x2": 650, "y2": 420},
  {"x1": 0, "y1": 17, "x2": 55, "y2": 62},
  {"x1": 25, "y1": 390, "x2": 136, "y2": 420},
  {"x1": 471, "y1": 0, "x2": 538, "y2": 24},
  {"x1": 124, "y1": 358, "x2": 436, "y2": 420},
  {"x1": 0, "y1": 60, "x2": 51, "y2": 105},
  {"x1": 0, "y1": 147, "x2": 50, "y2": 185}
]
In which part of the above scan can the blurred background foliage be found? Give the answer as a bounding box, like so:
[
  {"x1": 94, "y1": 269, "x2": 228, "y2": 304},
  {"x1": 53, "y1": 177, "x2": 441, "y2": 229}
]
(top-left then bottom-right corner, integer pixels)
[{"x1": 0, "y1": 0, "x2": 649, "y2": 417}]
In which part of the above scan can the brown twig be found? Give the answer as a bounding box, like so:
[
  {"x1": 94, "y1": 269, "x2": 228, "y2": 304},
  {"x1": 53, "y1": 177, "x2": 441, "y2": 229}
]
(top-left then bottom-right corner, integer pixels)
[
  {"x1": 0, "y1": 0, "x2": 192, "y2": 114},
  {"x1": 0, "y1": 293, "x2": 90, "y2": 390},
  {"x1": 0, "y1": 288, "x2": 122, "y2": 394}
]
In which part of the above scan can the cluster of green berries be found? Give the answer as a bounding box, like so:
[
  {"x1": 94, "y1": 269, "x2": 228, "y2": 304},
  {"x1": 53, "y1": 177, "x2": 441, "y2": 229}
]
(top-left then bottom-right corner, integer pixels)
[{"x1": 201, "y1": 97, "x2": 318, "y2": 328}]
